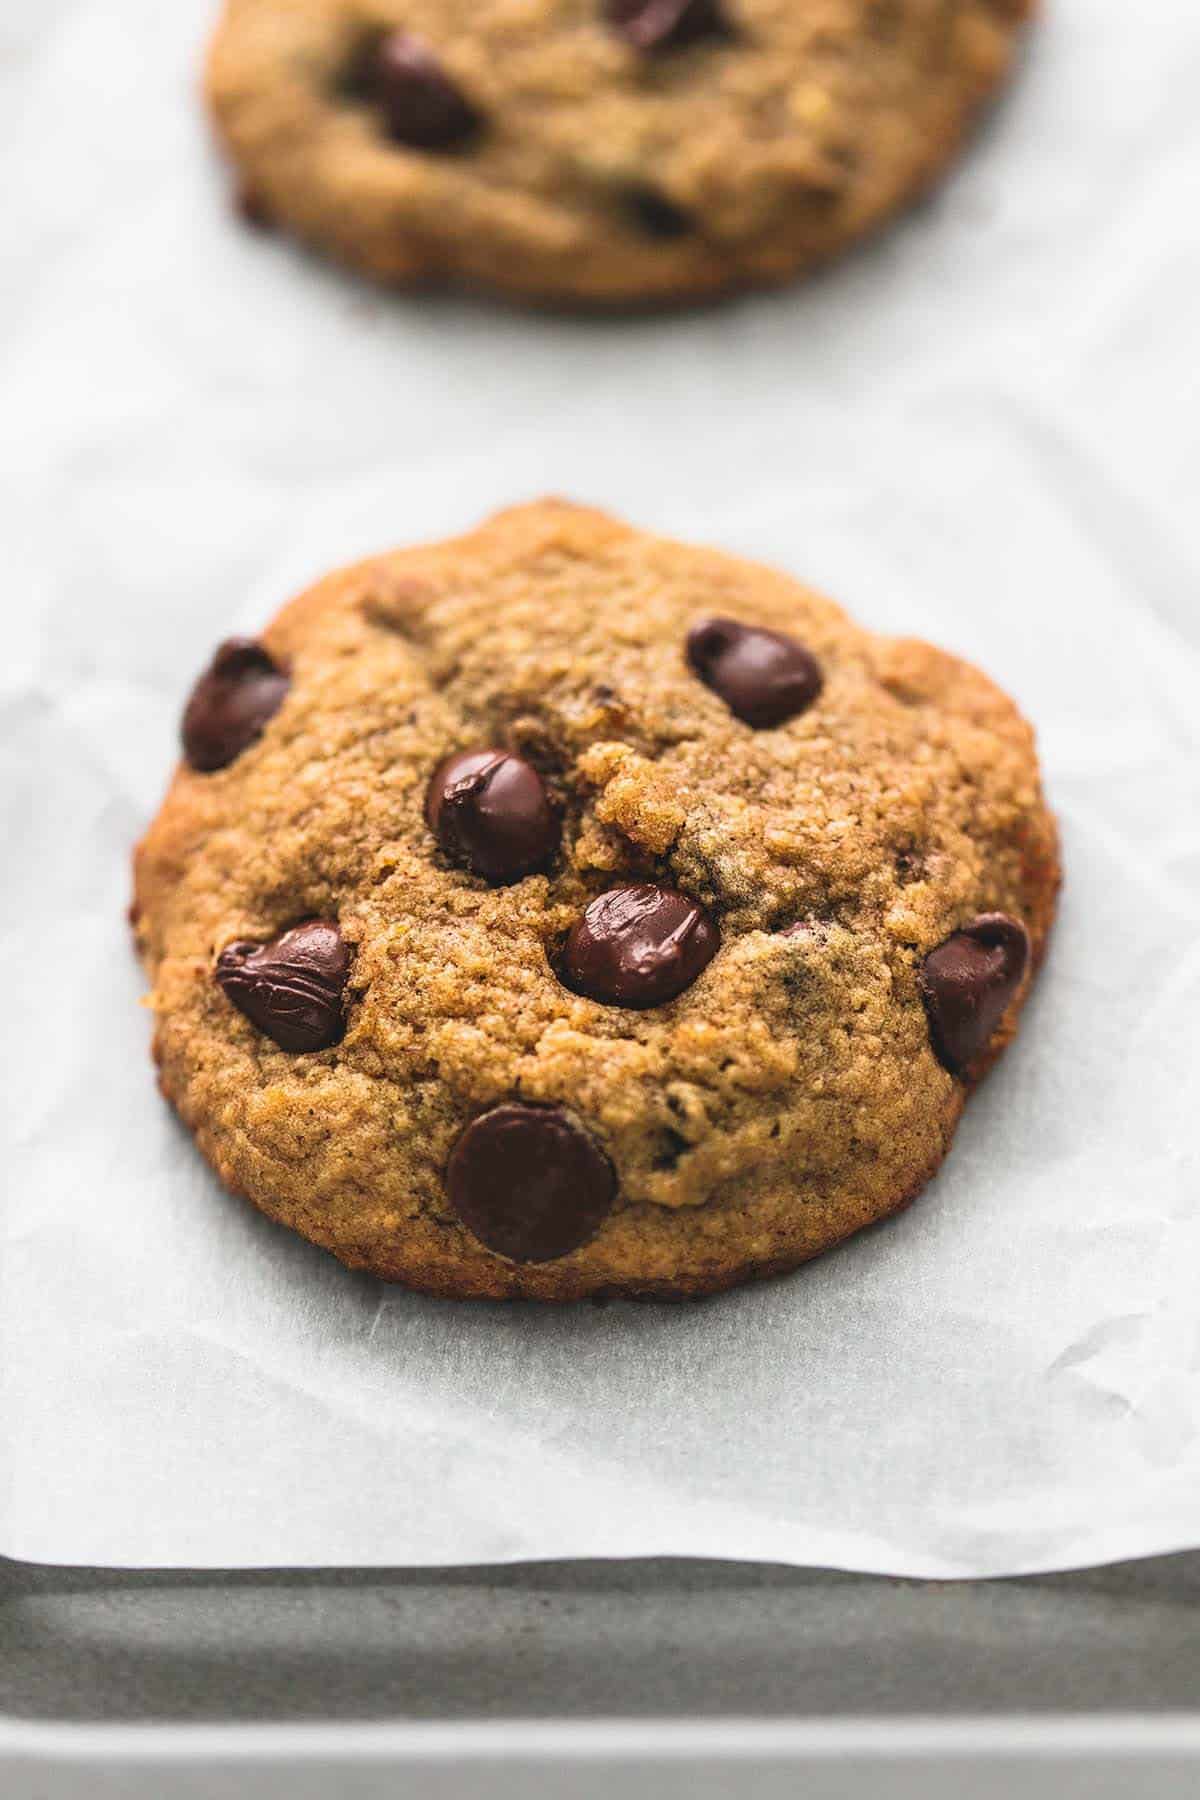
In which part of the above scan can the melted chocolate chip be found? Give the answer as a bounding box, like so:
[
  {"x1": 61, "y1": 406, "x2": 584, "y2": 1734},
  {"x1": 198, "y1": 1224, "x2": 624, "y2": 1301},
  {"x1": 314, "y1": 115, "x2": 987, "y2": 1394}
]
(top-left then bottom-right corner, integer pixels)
[
  {"x1": 624, "y1": 184, "x2": 693, "y2": 239},
  {"x1": 215, "y1": 920, "x2": 350, "y2": 1053},
  {"x1": 606, "y1": 0, "x2": 727, "y2": 52},
  {"x1": 686, "y1": 618, "x2": 823, "y2": 729},
  {"x1": 561, "y1": 885, "x2": 719, "y2": 1009},
  {"x1": 446, "y1": 1102, "x2": 617, "y2": 1262},
  {"x1": 425, "y1": 749, "x2": 558, "y2": 883},
  {"x1": 181, "y1": 639, "x2": 289, "y2": 773},
  {"x1": 372, "y1": 31, "x2": 481, "y2": 149},
  {"x1": 919, "y1": 913, "x2": 1030, "y2": 1075}
]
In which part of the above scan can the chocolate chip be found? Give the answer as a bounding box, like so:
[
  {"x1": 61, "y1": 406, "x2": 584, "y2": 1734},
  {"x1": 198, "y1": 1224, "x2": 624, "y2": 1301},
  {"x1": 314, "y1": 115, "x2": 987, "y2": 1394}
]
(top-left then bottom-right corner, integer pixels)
[
  {"x1": 181, "y1": 639, "x2": 289, "y2": 773},
  {"x1": 560, "y1": 884, "x2": 719, "y2": 1009},
  {"x1": 234, "y1": 181, "x2": 272, "y2": 230},
  {"x1": 606, "y1": 0, "x2": 727, "y2": 52},
  {"x1": 686, "y1": 618, "x2": 823, "y2": 729},
  {"x1": 446, "y1": 1103, "x2": 617, "y2": 1262},
  {"x1": 371, "y1": 31, "x2": 480, "y2": 149},
  {"x1": 215, "y1": 920, "x2": 350, "y2": 1053},
  {"x1": 425, "y1": 749, "x2": 559, "y2": 883},
  {"x1": 919, "y1": 913, "x2": 1030, "y2": 1076},
  {"x1": 624, "y1": 184, "x2": 693, "y2": 239}
]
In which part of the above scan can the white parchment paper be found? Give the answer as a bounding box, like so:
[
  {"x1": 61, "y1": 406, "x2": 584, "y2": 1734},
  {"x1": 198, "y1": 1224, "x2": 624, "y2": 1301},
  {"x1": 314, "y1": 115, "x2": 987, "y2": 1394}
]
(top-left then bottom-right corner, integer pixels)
[{"x1": 2, "y1": 0, "x2": 1199, "y2": 1575}]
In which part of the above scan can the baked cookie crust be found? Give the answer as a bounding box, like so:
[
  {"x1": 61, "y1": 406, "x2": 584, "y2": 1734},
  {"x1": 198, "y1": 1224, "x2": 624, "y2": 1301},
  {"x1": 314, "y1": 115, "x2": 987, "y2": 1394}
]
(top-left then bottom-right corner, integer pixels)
[
  {"x1": 206, "y1": 0, "x2": 1038, "y2": 305},
  {"x1": 133, "y1": 500, "x2": 1059, "y2": 1299}
]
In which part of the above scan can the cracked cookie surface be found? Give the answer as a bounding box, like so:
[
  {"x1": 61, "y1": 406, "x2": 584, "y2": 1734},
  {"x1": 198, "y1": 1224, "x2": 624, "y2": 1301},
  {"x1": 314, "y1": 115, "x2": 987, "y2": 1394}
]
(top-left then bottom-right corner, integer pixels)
[
  {"x1": 133, "y1": 500, "x2": 1059, "y2": 1299},
  {"x1": 206, "y1": 0, "x2": 1037, "y2": 305}
]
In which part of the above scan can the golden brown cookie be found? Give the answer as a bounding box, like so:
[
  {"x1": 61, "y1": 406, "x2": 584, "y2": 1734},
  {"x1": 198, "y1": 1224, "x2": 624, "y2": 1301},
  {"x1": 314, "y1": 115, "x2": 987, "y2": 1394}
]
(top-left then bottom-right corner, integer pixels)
[
  {"x1": 132, "y1": 501, "x2": 1060, "y2": 1299},
  {"x1": 206, "y1": 0, "x2": 1038, "y2": 306}
]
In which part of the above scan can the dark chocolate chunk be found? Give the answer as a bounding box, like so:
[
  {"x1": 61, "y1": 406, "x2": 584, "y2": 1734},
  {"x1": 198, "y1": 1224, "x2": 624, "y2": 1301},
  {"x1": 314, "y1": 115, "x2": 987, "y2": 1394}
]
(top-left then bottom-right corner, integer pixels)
[
  {"x1": 606, "y1": 0, "x2": 727, "y2": 52},
  {"x1": 446, "y1": 1102, "x2": 617, "y2": 1262},
  {"x1": 919, "y1": 913, "x2": 1030, "y2": 1075},
  {"x1": 215, "y1": 919, "x2": 350, "y2": 1053},
  {"x1": 560, "y1": 884, "x2": 719, "y2": 1009},
  {"x1": 686, "y1": 618, "x2": 823, "y2": 729},
  {"x1": 372, "y1": 31, "x2": 481, "y2": 149},
  {"x1": 234, "y1": 181, "x2": 272, "y2": 230},
  {"x1": 181, "y1": 638, "x2": 289, "y2": 773},
  {"x1": 624, "y1": 184, "x2": 693, "y2": 239},
  {"x1": 425, "y1": 749, "x2": 558, "y2": 883}
]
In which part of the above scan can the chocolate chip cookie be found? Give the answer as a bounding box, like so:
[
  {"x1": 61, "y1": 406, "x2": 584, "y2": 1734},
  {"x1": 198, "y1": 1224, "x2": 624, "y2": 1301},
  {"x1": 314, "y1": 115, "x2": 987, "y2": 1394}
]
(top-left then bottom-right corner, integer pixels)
[
  {"x1": 206, "y1": 0, "x2": 1037, "y2": 306},
  {"x1": 132, "y1": 501, "x2": 1060, "y2": 1299}
]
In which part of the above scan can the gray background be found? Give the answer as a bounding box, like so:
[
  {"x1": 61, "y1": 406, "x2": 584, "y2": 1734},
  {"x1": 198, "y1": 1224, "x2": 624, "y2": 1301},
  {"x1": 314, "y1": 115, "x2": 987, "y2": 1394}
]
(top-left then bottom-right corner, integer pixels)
[{"x1": 5, "y1": 1553, "x2": 1200, "y2": 1723}]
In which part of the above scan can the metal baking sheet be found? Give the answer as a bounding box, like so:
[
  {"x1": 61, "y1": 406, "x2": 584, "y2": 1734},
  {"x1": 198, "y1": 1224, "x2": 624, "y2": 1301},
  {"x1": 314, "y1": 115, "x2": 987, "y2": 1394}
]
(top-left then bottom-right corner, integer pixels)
[{"x1": 4, "y1": 1554, "x2": 1200, "y2": 1795}]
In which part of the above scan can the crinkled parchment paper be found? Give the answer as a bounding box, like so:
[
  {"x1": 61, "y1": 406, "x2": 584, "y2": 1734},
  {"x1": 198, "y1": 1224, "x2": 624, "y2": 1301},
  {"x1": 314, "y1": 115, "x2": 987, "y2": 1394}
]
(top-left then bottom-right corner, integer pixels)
[{"x1": 2, "y1": 0, "x2": 1198, "y2": 1572}]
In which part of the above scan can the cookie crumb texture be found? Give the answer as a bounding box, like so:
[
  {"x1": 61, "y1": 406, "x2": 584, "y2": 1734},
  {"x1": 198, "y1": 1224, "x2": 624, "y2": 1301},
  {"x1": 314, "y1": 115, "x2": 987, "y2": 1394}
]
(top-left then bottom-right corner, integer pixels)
[
  {"x1": 133, "y1": 501, "x2": 1059, "y2": 1299},
  {"x1": 205, "y1": 0, "x2": 1037, "y2": 305}
]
